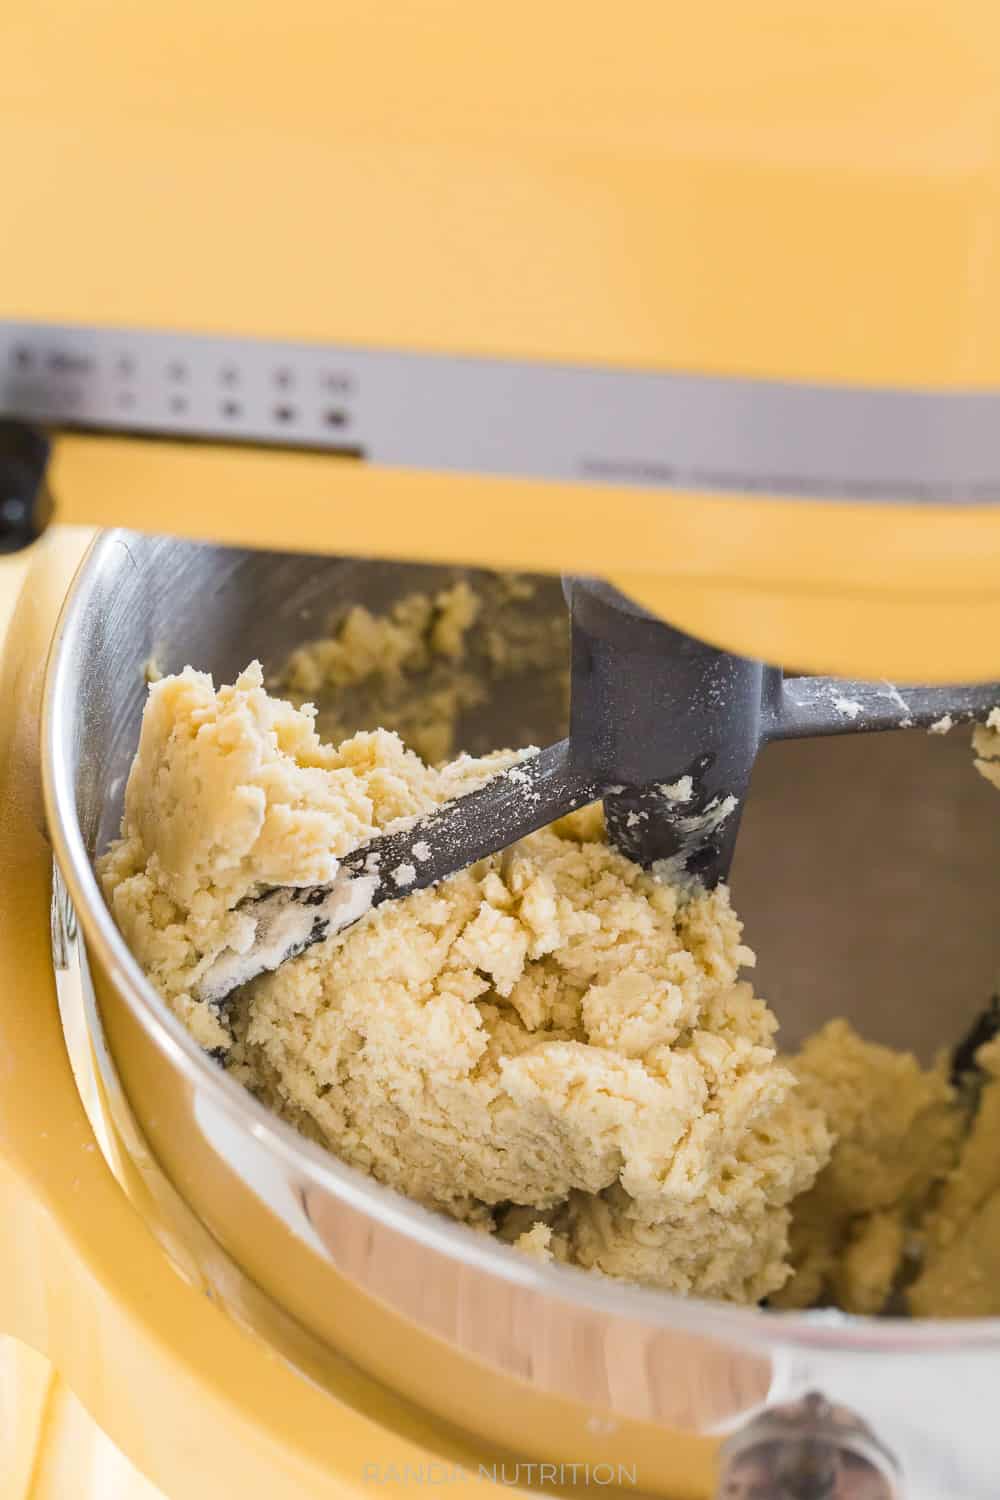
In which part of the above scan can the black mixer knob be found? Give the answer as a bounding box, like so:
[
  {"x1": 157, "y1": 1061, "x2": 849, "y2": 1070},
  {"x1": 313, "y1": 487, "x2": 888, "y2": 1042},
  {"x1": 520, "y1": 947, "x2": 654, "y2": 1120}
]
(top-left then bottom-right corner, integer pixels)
[{"x1": 0, "y1": 421, "x2": 52, "y2": 552}]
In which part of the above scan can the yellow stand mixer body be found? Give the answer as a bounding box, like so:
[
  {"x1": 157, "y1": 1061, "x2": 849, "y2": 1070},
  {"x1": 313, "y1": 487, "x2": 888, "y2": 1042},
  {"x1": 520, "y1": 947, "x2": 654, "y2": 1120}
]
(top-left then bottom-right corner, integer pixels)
[
  {"x1": 6, "y1": 4, "x2": 1000, "y2": 1496},
  {"x1": 8, "y1": 1, "x2": 1000, "y2": 679}
]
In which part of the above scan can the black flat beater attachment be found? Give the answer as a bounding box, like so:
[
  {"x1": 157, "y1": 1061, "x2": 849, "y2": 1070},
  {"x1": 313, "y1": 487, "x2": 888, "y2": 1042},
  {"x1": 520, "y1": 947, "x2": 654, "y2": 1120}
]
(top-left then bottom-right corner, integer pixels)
[{"x1": 341, "y1": 575, "x2": 1000, "y2": 892}]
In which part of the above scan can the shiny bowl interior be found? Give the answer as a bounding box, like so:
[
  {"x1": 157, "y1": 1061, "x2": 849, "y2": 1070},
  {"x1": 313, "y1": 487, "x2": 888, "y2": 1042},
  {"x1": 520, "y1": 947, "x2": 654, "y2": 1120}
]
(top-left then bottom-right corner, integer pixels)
[{"x1": 45, "y1": 529, "x2": 1000, "y2": 1353}]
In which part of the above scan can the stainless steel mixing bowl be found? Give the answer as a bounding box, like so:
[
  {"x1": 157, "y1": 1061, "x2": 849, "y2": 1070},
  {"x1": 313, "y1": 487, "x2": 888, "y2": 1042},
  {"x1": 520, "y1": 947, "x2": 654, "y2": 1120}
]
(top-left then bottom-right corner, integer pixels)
[{"x1": 43, "y1": 531, "x2": 1000, "y2": 1498}]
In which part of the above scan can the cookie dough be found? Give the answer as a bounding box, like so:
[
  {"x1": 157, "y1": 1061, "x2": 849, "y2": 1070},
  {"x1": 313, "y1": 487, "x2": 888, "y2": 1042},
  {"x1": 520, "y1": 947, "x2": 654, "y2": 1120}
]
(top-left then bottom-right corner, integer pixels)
[
  {"x1": 768, "y1": 733, "x2": 1000, "y2": 1318},
  {"x1": 772, "y1": 1018, "x2": 1000, "y2": 1318},
  {"x1": 280, "y1": 581, "x2": 485, "y2": 765},
  {"x1": 99, "y1": 663, "x2": 831, "y2": 1303},
  {"x1": 896, "y1": 731, "x2": 1000, "y2": 1316},
  {"x1": 280, "y1": 577, "x2": 567, "y2": 765},
  {"x1": 908, "y1": 1037, "x2": 1000, "y2": 1317},
  {"x1": 97, "y1": 619, "x2": 1000, "y2": 1316},
  {"x1": 98, "y1": 661, "x2": 518, "y2": 1052},
  {"x1": 770, "y1": 1020, "x2": 960, "y2": 1314}
]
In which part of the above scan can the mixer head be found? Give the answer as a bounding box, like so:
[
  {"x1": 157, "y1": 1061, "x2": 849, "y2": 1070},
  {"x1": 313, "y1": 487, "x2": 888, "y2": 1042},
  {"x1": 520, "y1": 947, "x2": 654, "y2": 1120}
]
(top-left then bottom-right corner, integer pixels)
[{"x1": 198, "y1": 573, "x2": 1000, "y2": 1002}]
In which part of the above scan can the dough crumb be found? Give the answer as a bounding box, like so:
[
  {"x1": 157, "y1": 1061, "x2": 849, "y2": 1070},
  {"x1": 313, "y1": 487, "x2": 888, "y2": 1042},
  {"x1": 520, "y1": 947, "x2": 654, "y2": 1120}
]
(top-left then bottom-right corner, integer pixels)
[
  {"x1": 658, "y1": 777, "x2": 693, "y2": 804},
  {"x1": 513, "y1": 1222, "x2": 555, "y2": 1263}
]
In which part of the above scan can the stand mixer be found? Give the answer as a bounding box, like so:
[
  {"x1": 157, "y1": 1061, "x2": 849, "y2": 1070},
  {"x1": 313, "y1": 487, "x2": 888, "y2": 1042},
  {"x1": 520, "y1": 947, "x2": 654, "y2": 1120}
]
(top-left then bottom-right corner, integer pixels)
[{"x1": 6, "y1": 4, "x2": 1000, "y2": 1497}]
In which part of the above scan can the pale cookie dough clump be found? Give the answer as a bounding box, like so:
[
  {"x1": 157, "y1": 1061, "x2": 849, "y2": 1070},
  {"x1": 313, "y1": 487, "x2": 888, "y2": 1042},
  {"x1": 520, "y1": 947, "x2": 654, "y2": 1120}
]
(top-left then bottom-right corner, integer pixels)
[
  {"x1": 98, "y1": 661, "x2": 516, "y2": 1051},
  {"x1": 895, "y1": 729, "x2": 1000, "y2": 1317},
  {"x1": 771, "y1": 1020, "x2": 960, "y2": 1314},
  {"x1": 279, "y1": 577, "x2": 567, "y2": 765},
  {"x1": 100, "y1": 665, "x2": 831, "y2": 1304},
  {"x1": 280, "y1": 581, "x2": 485, "y2": 765},
  {"x1": 238, "y1": 808, "x2": 832, "y2": 1301},
  {"x1": 908, "y1": 1037, "x2": 1000, "y2": 1317},
  {"x1": 780, "y1": 1013, "x2": 1000, "y2": 1319}
]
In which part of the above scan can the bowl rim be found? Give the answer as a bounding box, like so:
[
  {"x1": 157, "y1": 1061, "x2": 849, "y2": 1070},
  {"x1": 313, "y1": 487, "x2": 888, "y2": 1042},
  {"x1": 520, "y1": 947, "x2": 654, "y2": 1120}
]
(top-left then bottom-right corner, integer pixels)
[{"x1": 41, "y1": 527, "x2": 1000, "y2": 1355}]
